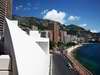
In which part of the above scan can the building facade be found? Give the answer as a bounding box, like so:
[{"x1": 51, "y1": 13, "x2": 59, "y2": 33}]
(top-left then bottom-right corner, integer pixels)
[
  {"x1": 0, "y1": 0, "x2": 12, "y2": 36},
  {"x1": 60, "y1": 30, "x2": 67, "y2": 43},
  {"x1": 64, "y1": 34, "x2": 78, "y2": 44},
  {"x1": 5, "y1": 0, "x2": 12, "y2": 19},
  {"x1": 48, "y1": 22, "x2": 60, "y2": 44},
  {"x1": 0, "y1": 0, "x2": 5, "y2": 35},
  {"x1": 0, "y1": 0, "x2": 15, "y2": 75}
]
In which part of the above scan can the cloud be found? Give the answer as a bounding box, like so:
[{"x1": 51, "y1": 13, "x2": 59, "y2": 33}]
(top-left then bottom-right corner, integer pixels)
[
  {"x1": 15, "y1": 7, "x2": 19, "y2": 10},
  {"x1": 41, "y1": 9, "x2": 49, "y2": 15},
  {"x1": 23, "y1": 7, "x2": 31, "y2": 10},
  {"x1": 15, "y1": 4, "x2": 32, "y2": 11},
  {"x1": 15, "y1": 5, "x2": 23, "y2": 10},
  {"x1": 33, "y1": 3, "x2": 40, "y2": 10},
  {"x1": 19, "y1": 5, "x2": 23, "y2": 8},
  {"x1": 79, "y1": 24, "x2": 88, "y2": 27},
  {"x1": 68, "y1": 16, "x2": 80, "y2": 21},
  {"x1": 43, "y1": 9, "x2": 66, "y2": 24},
  {"x1": 26, "y1": 3, "x2": 39, "y2": 10},
  {"x1": 91, "y1": 29, "x2": 98, "y2": 33}
]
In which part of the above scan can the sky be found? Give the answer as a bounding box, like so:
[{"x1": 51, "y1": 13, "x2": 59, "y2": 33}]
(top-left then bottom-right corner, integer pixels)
[{"x1": 13, "y1": 0, "x2": 100, "y2": 33}]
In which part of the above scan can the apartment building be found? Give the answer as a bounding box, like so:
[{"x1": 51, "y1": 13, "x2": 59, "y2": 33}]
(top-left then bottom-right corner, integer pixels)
[
  {"x1": 5, "y1": 0, "x2": 12, "y2": 19},
  {"x1": 0, "y1": 0, "x2": 5, "y2": 35},
  {"x1": 0, "y1": 0, "x2": 12, "y2": 36},
  {"x1": 60, "y1": 30, "x2": 67, "y2": 43},
  {"x1": 48, "y1": 22, "x2": 60, "y2": 44}
]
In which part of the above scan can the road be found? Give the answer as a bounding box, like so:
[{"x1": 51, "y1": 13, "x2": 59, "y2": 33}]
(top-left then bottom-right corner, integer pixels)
[
  {"x1": 66, "y1": 45, "x2": 93, "y2": 75},
  {"x1": 50, "y1": 53, "x2": 79, "y2": 75}
]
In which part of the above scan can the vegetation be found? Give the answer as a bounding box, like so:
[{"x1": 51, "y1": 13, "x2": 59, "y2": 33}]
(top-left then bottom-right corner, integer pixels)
[
  {"x1": 64, "y1": 42, "x2": 77, "y2": 49},
  {"x1": 50, "y1": 41, "x2": 55, "y2": 49},
  {"x1": 12, "y1": 16, "x2": 45, "y2": 30}
]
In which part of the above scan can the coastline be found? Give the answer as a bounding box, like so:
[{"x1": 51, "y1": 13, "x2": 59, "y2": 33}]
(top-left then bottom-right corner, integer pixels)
[{"x1": 64, "y1": 44, "x2": 93, "y2": 75}]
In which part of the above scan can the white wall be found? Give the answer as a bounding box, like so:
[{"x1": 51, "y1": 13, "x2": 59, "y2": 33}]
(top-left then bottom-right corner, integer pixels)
[
  {"x1": 0, "y1": 55, "x2": 10, "y2": 75},
  {"x1": 6, "y1": 18, "x2": 50, "y2": 75}
]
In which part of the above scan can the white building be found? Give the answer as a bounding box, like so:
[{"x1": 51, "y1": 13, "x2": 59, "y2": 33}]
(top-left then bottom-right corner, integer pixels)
[
  {"x1": 65, "y1": 34, "x2": 78, "y2": 44},
  {"x1": 1, "y1": 18, "x2": 50, "y2": 75}
]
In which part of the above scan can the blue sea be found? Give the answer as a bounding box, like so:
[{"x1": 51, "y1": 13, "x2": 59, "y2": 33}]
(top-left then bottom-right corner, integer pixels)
[{"x1": 74, "y1": 43, "x2": 100, "y2": 75}]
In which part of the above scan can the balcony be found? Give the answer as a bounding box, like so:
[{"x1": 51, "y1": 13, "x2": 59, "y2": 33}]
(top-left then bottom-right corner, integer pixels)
[{"x1": 0, "y1": 55, "x2": 10, "y2": 75}]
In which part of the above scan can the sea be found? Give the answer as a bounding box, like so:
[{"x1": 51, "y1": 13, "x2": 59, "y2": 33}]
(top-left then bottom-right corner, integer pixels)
[{"x1": 74, "y1": 43, "x2": 100, "y2": 75}]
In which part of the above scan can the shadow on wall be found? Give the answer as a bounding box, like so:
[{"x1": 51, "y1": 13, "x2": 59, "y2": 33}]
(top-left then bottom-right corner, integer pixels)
[{"x1": 4, "y1": 18, "x2": 18, "y2": 75}]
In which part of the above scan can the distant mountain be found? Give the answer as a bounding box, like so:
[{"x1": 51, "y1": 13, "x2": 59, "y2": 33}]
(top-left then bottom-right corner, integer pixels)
[
  {"x1": 12, "y1": 16, "x2": 45, "y2": 30},
  {"x1": 12, "y1": 16, "x2": 62, "y2": 30},
  {"x1": 66, "y1": 24, "x2": 86, "y2": 31},
  {"x1": 65, "y1": 24, "x2": 92, "y2": 37}
]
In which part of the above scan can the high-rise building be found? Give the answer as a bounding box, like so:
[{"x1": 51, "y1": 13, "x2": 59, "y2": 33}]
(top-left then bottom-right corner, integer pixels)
[
  {"x1": 0, "y1": 0, "x2": 5, "y2": 34},
  {"x1": 0, "y1": 0, "x2": 12, "y2": 36},
  {"x1": 0, "y1": 1, "x2": 18, "y2": 75},
  {"x1": 5, "y1": 0, "x2": 12, "y2": 19},
  {"x1": 48, "y1": 22, "x2": 60, "y2": 44}
]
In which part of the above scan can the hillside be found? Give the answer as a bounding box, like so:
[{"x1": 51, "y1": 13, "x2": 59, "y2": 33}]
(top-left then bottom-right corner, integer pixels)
[
  {"x1": 65, "y1": 24, "x2": 92, "y2": 37},
  {"x1": 12, "y1": 16, "x2": 44, "y2": 30},
  {"x1": 12, "y1": 16, "x2": 93, "y2": 37},
  {"x1": 12, "y1": 16, "x2": 57, "y2": 31}
]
